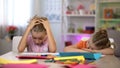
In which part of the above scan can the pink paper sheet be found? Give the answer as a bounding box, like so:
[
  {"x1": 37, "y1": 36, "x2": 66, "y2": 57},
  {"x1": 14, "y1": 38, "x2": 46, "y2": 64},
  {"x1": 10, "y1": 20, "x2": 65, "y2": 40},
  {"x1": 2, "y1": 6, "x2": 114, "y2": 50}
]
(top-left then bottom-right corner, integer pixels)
[{"x1": 1, "y1": 64, "x2": 48, "y2": 68}]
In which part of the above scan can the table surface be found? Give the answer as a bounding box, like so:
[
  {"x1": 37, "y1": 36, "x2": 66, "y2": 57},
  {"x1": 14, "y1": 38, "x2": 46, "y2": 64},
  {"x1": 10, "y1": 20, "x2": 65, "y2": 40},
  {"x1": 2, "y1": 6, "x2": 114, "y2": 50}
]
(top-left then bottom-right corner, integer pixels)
[{"x1": 0, "y1": 51, "x2": 120, "y2": 68}]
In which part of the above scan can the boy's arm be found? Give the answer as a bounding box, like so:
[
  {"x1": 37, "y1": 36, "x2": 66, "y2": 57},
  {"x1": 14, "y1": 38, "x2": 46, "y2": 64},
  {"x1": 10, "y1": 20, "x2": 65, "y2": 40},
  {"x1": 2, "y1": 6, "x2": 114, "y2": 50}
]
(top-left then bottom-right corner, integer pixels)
[{"x1": 40, "y1": 19, "x2": 56, "y2": 53}]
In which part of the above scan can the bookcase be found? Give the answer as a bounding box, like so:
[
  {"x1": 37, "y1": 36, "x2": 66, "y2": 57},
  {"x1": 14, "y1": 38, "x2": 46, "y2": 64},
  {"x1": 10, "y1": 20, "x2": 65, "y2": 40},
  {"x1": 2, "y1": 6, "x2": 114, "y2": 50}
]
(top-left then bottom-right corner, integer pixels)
[
  {"x1": 62, "y1": 0, "x2": 96, "y2": 46},
  {"x1": 96, "y1": 0, "x2": 120, "y2": 31}
]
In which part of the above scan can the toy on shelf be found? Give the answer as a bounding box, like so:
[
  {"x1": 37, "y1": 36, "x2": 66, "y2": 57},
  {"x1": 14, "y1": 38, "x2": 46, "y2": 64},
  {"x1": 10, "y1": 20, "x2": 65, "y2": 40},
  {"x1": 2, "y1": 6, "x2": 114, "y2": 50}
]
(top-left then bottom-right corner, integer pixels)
[
  {"x1": 66, "y1": 5, "x2": 74, "y2": 14},
  {"x1": 90, "y1": 3, "x2": 95, "y2": 14},
  {"x1": 77, "y1": 3, "x2": 85, "y2": 15},
  {"x1": 104, "y1": 8, "x2": 113, "y2": 19}
]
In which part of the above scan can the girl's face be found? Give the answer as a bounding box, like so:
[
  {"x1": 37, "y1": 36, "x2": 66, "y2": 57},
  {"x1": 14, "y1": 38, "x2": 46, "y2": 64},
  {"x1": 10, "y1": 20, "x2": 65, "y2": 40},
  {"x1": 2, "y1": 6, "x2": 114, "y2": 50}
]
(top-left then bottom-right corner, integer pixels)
[
  {"x1": 31, "y1": 31, "x2": 47, "y2": 45},
  {"x1": 86, "y1": 38, "x2": 98, "y2": 50}
]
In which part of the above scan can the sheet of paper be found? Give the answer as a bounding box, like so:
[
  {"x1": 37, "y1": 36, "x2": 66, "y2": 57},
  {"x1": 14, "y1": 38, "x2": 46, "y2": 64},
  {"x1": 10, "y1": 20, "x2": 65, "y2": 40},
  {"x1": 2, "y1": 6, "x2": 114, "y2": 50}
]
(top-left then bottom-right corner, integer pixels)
[
  {"x1": 19, "y1": 52, "x2": 60, "y2": 56},
  {"x1": 1, "y1": 64, "x2": 48, "y2": 68},
  {"x1": 0, "y1": 58, "x2": 37, "y2": 64}
]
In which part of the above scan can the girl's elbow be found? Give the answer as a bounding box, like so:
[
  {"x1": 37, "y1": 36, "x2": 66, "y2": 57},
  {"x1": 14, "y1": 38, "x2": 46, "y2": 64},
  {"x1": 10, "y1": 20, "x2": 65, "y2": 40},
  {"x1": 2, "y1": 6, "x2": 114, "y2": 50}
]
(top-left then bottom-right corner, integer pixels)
[
  {"x1": 18, "y1": 47, "x2": 24, "y2": 53},
  {"x1": 64, "y1": 47, "x2": 68, "y2": 52},
  {"x1": 49, "y1": 44, "x2": 56, "y2": 53},
  {"x1": 49, "y1": 48, "x2": 56, "y2": 53},
  {"x1": 64, "y1": 46, "x2": 71, "y2": 52},
  {"x1": 52, "y1": 49, "x2": 56, "y2": 53}
]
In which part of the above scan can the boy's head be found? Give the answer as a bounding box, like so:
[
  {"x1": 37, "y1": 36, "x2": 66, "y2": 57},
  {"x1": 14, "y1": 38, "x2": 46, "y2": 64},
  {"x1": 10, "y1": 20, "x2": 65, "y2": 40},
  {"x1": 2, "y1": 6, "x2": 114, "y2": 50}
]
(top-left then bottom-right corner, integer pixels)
[
  {"x1": 31, "y1": 18, "x2": 47, "y2": 45},
  {"x1": 87, "y1": 29, "x2": 111, "y2": 50}
]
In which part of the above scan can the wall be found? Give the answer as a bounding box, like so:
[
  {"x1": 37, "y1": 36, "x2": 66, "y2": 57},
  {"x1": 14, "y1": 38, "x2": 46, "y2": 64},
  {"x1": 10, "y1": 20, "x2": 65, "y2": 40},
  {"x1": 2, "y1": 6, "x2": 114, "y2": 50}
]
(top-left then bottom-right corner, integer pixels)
[{"x1": 51, "y1": 24, "x2": 63, "y2": 52}]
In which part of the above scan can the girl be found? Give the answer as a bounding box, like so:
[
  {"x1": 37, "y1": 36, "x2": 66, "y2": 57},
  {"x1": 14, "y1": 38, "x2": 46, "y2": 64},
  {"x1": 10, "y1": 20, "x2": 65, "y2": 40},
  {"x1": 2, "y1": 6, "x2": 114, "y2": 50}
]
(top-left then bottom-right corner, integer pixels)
[
  {"x1": 18, "y1": 16, "x2": 56, "y2": 53},
  {"x1": 64, "y1": 29, "x2": 114, "y2": 55}
]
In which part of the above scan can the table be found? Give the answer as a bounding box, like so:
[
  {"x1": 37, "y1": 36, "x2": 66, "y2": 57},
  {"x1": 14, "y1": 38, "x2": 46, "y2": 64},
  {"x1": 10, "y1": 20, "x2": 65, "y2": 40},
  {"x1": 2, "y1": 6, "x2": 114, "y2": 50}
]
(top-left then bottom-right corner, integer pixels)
[
  {"x1": 95, "y1": 55, "x2": 120, "y2": 68},
  {"x1": 0, "y1": 51, "x2": 120, "y2": 68}
]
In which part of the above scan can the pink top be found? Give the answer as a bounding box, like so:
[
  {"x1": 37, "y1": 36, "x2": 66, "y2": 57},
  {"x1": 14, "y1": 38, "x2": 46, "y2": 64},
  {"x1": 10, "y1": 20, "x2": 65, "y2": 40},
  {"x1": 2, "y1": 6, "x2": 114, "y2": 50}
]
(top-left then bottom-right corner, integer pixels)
[{"x1": 27, "y1": 35, "x2": 49, "y2": 53}]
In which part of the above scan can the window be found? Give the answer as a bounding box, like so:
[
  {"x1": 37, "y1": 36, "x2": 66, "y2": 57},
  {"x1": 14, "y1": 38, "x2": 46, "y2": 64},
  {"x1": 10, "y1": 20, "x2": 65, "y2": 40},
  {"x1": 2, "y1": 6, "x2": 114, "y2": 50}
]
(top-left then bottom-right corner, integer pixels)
[
  {"x1": 0, "y1": 0, "x2": 32, "y2": 37},
  {"x1": 6, "y1": 0, "x2": 32, "y2": 26},
  {"x1": 0, "y1": 0, "x2": 4, "y2": 25},
  {"x1": 43, "y1": 0, "x2": 62, "y2": 23}
]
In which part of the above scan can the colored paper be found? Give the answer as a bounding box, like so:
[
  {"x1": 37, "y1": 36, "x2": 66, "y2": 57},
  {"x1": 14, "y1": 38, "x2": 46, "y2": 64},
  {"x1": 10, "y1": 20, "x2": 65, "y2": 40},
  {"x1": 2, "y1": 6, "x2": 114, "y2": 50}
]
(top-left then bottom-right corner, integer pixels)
[
  {"x1": 71, "y1": 64, "x2": 96, "y2": 68},
  {"x1": 0, "y1": 58, "x2": 37, "y2": 64},
  {"x1": 19, "y1": 52, "x2": 60, "y2": 56},
  {"x1": 17, "y1": 52, "x2": 60, "y2": 59},
  {"x1": 1, "y1": 64, "x2": 48, "y2": 68},
  {"x1": 60, "y1": 52, "x2": 102, "y2": 60},
  {"x1": 54, "y1": 56, "x2": 85, "y2": 64}
]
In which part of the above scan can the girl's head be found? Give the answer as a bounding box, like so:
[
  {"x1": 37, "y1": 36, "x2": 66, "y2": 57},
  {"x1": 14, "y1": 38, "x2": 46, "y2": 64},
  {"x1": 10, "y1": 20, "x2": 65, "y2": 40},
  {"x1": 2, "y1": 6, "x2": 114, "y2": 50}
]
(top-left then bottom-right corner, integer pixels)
[
  {"x1": 87, "y1": 29, "x2": 111, "y2": 50},
  {"x1": 31, "y1": 23, "x2": 47, "y2": 45}
]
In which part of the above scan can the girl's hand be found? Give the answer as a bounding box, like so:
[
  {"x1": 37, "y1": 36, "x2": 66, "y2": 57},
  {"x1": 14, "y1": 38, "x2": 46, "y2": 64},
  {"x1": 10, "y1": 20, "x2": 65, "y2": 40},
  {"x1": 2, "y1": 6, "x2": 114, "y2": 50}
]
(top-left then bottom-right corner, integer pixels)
[
  {"x1": 28, "y1": 16, "x2": 41, "y2": 30},
  {"x1": 39, "y1": 17, "x2": 50, "y2": 30}
]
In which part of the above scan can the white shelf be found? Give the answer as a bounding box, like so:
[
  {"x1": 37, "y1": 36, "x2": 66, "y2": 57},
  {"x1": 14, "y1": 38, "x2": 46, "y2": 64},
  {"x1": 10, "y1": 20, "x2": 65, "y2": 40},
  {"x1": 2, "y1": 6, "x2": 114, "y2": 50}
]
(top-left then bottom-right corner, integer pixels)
[
  {"x1": 65, "y1": 14, "x2": 95, "y2": 17},
  {"x1": 99, "y1": 0, "x2": 120, "y2": 3},
  {"x1": 63, "y1": 33, "x2": 92, "y2": 36},
  {"x1": 100, "y1": 19, "x2": 120, "y2": 22}
]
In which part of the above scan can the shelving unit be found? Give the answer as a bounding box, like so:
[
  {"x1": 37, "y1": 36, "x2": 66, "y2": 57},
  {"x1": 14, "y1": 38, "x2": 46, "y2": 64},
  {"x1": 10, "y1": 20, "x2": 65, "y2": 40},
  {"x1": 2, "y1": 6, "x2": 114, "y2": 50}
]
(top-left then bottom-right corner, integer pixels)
[
  {"x1": 62, "y1": 0, "x2": 96, "y2": 46},
  {"x1": 96, "y1": 0, "x2": 120, "y2": 30},
  {"x1": 65, "y1": 14, "x2": 95, "y2": 17}
]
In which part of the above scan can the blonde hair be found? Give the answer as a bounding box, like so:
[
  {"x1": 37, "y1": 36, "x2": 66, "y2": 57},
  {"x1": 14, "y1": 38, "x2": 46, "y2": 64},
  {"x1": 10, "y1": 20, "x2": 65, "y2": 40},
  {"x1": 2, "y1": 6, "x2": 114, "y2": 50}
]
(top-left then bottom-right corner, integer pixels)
[
  {"x1": 30, "y1": 16, "x2": 47, "y2": 33},
  {"x1": 32, "y1": 23, "x2": 46, "y2": 32}
]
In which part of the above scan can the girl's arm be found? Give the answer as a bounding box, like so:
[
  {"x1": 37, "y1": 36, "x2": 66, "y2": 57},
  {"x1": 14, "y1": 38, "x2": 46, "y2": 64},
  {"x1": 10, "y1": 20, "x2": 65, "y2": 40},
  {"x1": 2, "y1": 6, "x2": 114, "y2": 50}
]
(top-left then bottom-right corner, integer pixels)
[
  {"x1": 17, "y1": 26, "x2": 30, "y2": 53},
  {"x1": 18, "y1": 17, "x2": 40, "y2": 53},
  {"x1": 41, "y1": 19, "x2": 56, "y2": 53},
  {"x1": 64, "y1": 45, "x2": 88, "y2": 52},
  {"x1": 93, "y1": 48, "x2": 114, "y2": 55},
  {"x1": 64, "y1": 44, "x2": 114, "y2": 55},
  {"x1": 83, "y1": 47, "x2": 114, "y2": 55}
]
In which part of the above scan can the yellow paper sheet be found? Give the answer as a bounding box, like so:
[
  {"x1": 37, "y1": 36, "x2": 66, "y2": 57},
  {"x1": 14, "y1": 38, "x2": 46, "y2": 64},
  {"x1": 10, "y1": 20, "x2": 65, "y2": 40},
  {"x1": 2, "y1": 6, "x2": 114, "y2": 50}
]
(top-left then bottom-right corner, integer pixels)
[{"x1": 0, "y1": 58, "x2": 37, "y2": 64}]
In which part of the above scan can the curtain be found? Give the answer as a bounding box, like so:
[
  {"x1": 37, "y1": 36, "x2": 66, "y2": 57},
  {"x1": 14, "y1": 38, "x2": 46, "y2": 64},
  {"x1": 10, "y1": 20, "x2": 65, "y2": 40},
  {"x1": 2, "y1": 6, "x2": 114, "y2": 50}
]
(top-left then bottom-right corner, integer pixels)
[
  {"x1": 0, "y1": 0, "x2": 32, "y2": 38},
  {"x1": 43, "y1": 0, "x2": 62, "y2": 23},
  {"x1": 0, "y1": 0, "x2": 7, "y2": 38}
]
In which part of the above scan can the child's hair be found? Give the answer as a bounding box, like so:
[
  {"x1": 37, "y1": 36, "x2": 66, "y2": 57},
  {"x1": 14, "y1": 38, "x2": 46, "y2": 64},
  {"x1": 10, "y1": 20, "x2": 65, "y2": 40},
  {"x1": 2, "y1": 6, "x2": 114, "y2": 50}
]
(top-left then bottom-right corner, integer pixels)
[
  {"x1": 92, "y1": 29, "x2": 111, "y2": 49},
  {"x1": 31, "y1": 16, "x2": 47, "y2": 33},
  {"x1": 32, "y1": 23, "x2": 46, "y2": 32}
]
